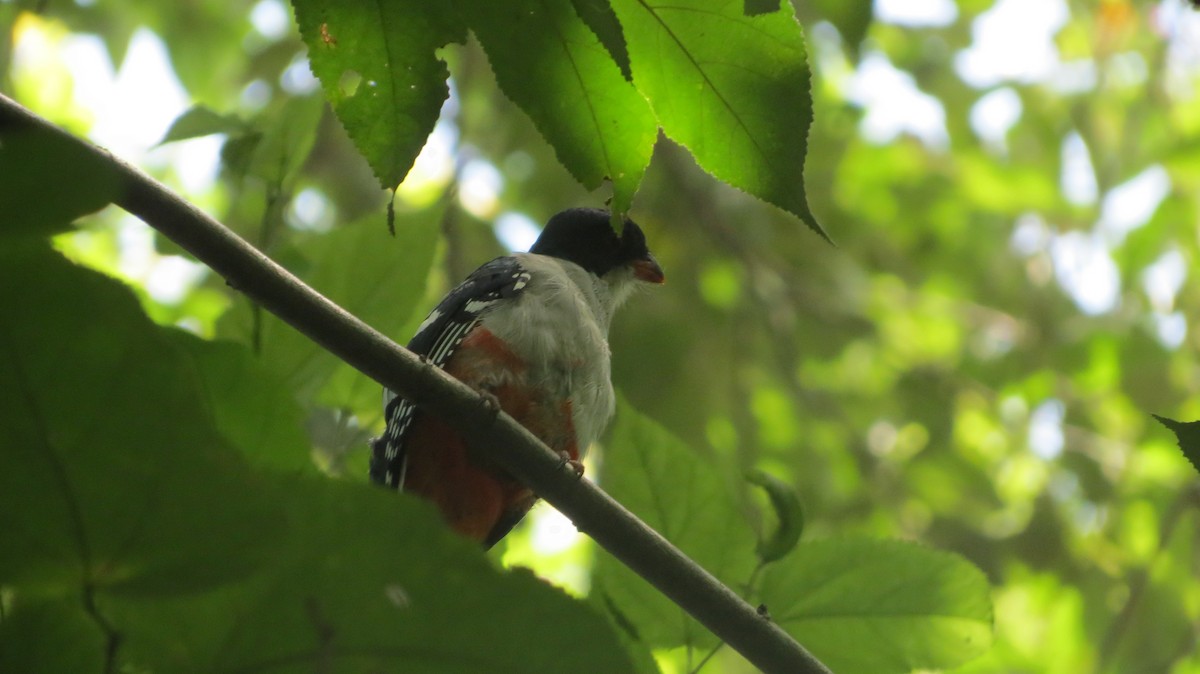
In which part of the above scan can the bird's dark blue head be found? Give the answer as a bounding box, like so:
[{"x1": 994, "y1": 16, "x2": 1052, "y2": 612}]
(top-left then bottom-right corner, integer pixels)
[{"x1": 530, "y1": 208, "x2": 665, "y2": 283}]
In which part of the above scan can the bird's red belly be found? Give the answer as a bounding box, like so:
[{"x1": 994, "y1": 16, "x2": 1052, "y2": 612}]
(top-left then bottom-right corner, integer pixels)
[{"x1": 402, "y1": 327, "x2": 578, "y2": 543}]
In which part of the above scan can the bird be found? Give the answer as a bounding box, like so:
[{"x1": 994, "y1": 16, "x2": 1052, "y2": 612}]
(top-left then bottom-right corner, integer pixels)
[{"x1": 370, "y1": 208, "x2": 665, "y2": 548}]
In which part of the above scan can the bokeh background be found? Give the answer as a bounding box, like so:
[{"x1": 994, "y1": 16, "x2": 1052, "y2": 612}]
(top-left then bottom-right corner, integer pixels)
[{"x1": 3, "y1": 0, "x2": 1198, "y2": 671}]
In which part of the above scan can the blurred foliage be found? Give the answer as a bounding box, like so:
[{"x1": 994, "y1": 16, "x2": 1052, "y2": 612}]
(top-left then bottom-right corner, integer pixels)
[{"x1": 3, "y1": 0, "x2": 1200, "y2": 672}]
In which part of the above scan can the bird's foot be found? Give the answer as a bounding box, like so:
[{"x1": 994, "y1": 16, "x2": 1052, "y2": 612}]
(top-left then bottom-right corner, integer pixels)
[
  {"x1": 556, "y1": 451, "x2": 585, "y2": 480},
  {"x1": 477, "y1": 390, "x2": 502, "y2": 420}
]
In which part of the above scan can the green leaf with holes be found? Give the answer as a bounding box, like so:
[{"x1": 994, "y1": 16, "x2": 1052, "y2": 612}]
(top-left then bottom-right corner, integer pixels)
[
  {"x1": 612, "y1": 0, "x2": 826, "y2": 238},
  {"x1": 462, "y1": 0, "x2": 657, "y2": 213},
  {"x1": 592, "y1": 398, "x2": 757, "y2": 649},
  {"x1": 291, "y1": 0, "x2": 465, "y2": 188},
  {"x1": 759, "y1": 538, "x2": 993, "y2": 673}
]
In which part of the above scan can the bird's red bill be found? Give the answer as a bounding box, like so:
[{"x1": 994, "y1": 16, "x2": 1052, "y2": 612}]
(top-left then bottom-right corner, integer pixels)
[{"x1": 633, "y1": 257, "x2": 666, "y2": 284}]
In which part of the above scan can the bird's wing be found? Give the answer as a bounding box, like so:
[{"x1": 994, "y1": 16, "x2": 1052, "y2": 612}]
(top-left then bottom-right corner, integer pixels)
[{"x1": 370, "y1": 257, "x2": 532, "y2": 489}]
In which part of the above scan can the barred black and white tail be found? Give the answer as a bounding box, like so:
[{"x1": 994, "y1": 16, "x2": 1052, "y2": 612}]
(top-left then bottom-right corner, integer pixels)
[{"x1": 369, "y1": 258, "x2": 531, "y2": 488}]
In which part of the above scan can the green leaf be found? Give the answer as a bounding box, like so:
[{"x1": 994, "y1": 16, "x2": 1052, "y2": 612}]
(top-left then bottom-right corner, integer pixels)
[
  {"x1": 218, "y1": 130, "x2": 263, "y2": 182},
  {"x1": 158, "y1": 104, "x2": 247, "y2": 145},
  {"x1": 745, "y1": 468, "x2": 804, "y2": 563},
  {"x1": 593, "y1": 398, "x2": 757, "y2": 649},
  {"x1": 210, "y1": 97, "x2": 322, "y2": 190},
  {"x1": 0, "y1": 126, "x2": 120, "y2": 237},
  {"x1": 113, "y1": 476, "x2": 636, "y2": 673},
  {"x1": 611, "y1": 0, "x2": 826, "y2": 238},
  {"x1": 217, "y1": 210, "x2": 439, "y2": 400},
  {"x1": 168, "y1": 332, "x2": 315, "y2": 473},
  {"x1": 291, "y1": 0, "x2": 465, "y2": 188},
  {"x1": 1152, "y1": 415, "x2": 1200, "y2": 476},
  {"x1": 596, "y1": 594, "x2": 662, "y2": 674},
  {"x1": 462, "y1": 0, "x2": 657, "y2": 213},
  {"x1": 247, "y1": 95, "x2": 325, "y2": 186},
  {"x1": 0, "y1": 601, "x2": 107, "y2": 674},
  {"x1": 759, "y1": 538, "x2": 993, "y2": 674},
  {"x1": 0, "y1": 243, "x2": 284, "y2": 596},
  {"x1": 572, "y1": 0, "x2": 633, "y2": 80}
]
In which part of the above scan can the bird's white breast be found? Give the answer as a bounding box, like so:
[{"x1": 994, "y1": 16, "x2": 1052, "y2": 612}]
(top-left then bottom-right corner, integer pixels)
[{"x1": 478, "y1": 253, "x2": 618, "y2": 455}]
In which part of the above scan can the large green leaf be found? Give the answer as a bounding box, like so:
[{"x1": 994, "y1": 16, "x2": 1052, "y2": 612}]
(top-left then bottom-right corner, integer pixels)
[
  {"x1": 759, "y1": 538, "x2": 993, "y2": 674},
  {"x1": 462, "y1": 0, "x2": 657, "y2": 213},
  {"x1": 0, "y1": 126, "x2": 119, "y2": 238},
  {"x1": 291, "y1": 0, "x2": 465, "y2": 188},
  {"x1": 0, "y1": 601, "x2": 107, "y2": 674},
  {"x1": 0, "y1": 243, "x2": 284, "y2": 595},
  {"x1": 111, "y1": 477, "x2": 636, "y2": 674},
  {"x1": 592, "y1": 398, "x2": 757, "y2": 649},
  {"x1": 611, "y1": 0, "x2": 825, "y2": 238}
]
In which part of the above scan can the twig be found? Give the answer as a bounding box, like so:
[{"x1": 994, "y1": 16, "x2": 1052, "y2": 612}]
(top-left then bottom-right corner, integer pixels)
[{"x1": 0, "y1": 93, "x2": 833, "y2": 674}]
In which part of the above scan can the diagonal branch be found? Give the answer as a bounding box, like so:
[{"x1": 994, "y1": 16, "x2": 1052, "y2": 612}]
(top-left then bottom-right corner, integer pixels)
[{"x1": 0, "y1": 93, "x2": 831, "y2": 674}]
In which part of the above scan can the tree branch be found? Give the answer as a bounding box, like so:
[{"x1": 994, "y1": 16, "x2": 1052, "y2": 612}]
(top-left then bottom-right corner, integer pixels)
[{"x1": 0, "y1": 93, "x2": 832, "y2": 674}]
